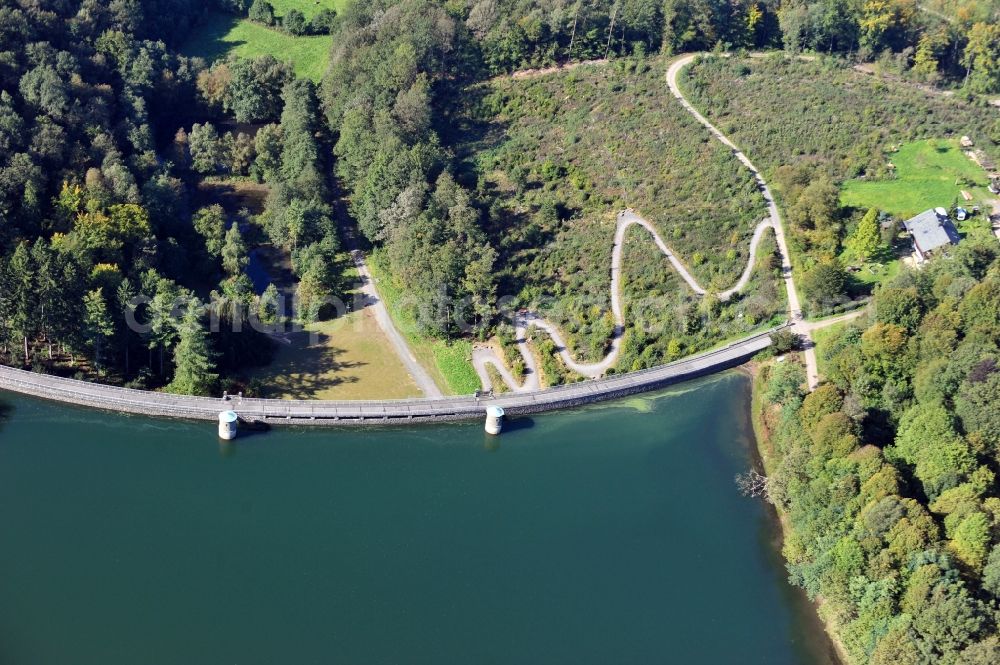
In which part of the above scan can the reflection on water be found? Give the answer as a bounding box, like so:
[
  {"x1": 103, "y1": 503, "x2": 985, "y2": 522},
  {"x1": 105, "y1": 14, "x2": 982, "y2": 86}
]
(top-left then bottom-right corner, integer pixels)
[{"x1": 0, "y1": 376, "x2": 835, "y2": 665}]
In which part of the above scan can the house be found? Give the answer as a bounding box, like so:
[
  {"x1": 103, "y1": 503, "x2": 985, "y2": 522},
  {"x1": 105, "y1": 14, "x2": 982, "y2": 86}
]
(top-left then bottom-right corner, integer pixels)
[{"x1": 903, "y1": 208, "x2": 960, "y2": 262}]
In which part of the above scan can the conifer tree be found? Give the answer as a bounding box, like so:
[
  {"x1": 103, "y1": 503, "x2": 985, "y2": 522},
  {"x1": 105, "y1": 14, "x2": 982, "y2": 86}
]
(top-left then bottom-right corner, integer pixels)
[
  {"x1": 31, "y1": 239, "x2": 57, "y2": 358},
  {"x1": 6, "y1": 241, "x2": 35, "y2": 365},
  {"x1": 116, "y1": 278, "x2": 137, "y2": 376},
  {"x1": 149, "y1": 279, "x2": 181, "y2": 375},
  {"x1": 258, "y1": 282, "x2": 282, "y2": 325},
  {"x1": 221, "y1": 224, "x2": 248, "y2": 276},
  {"x1": 167, "y1": 301, "x2": 218, "y2": 396},
  {"x1": 83, "y1": 288, "x2": 114, "y2": 371},
  {"x1": 848, "y1": 208, "x2": 882, "y2": 263}
]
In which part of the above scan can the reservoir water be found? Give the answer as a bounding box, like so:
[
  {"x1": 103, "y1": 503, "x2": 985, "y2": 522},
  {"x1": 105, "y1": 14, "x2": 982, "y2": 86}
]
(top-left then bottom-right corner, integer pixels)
[{"x1": 0, "y1": 372, "x2": 836, "y2": 664}]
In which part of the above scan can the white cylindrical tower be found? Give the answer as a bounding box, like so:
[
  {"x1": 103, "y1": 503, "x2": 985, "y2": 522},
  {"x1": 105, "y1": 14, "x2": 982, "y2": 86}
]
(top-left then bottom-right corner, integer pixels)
[
  {"x1": 218, "y1": 410, "x2": 239, "y2": 440},
  {"x1": 485, "y1": 405, "x2": 504, "y2": 435}
]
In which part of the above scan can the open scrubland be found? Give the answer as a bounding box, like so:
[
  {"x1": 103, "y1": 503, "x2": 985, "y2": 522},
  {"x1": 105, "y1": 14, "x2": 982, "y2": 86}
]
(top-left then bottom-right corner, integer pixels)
[
  {"x1": 451, "y1": 57, "x2": 784, "y2": 369},
  {"x1": 682, "y1": 55, "x2": 1000, "y2": 186},
  {"x1": 682, "y1": 54, "x2": 1000, "y2": 314},
  {"x1": 618, "y1": 223, "x2": 786, "y2": 372}
]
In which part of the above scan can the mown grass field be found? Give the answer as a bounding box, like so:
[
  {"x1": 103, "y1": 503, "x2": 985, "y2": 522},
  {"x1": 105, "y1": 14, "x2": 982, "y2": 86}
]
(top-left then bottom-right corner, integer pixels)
[
  {"x1": 181, "y1": 11, "x2": 333, "y2": 81},
  {"x1": 245, "y1": 237, "x2": 423, "y2": 400},
  {"x1": 249, "y1": 309, "x2": 422, "y2": 400},
  {"x1": 368, "y1": 251, "x2": 482, "y2": 396},
  {"x1": 841, "y1": 139, "x2": 993, "y2": 218}
]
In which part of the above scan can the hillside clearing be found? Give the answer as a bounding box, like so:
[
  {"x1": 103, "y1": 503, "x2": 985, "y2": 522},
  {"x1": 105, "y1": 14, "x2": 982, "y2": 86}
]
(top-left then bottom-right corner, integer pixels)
[
  {"x1": 449, "y1": 56, "x2": 779, "y2": 369},
  {"x1": 181, "y1": 12, "x2": 332, "y2": 81},
  {"x1": 841, "y1": 139, "x2": 993, "y2": 218},
  {"x1": 248, "y1": 309, "x2": 422, "y2": 400}
]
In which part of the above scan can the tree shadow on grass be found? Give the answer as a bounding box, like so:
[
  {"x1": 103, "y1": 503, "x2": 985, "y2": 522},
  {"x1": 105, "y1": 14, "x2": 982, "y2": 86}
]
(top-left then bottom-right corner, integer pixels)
[
  {"x1": 257, "y1": 330, "x2": 366, "y2": 398},
  {"x1": 181, "y1": 12, "x2": 246, "y2": 64}
]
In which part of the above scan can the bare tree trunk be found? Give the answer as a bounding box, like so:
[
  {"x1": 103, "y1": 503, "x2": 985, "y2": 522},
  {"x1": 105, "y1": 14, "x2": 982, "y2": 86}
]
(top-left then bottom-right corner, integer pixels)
[
  {"x1": 23, "y1": 336, "x2": 28, "y2": 366},
  {"x1": 605, "y1": 0, "x2": 619, "y2": 59},
  {"x1": 568, "y1": 0, "x2": 582, "y2": 58}
]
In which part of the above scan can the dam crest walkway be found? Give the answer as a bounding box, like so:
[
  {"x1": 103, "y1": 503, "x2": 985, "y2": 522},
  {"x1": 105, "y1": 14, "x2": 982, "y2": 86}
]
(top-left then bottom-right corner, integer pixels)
[{"x1": 0, "y1": 327, "x2": 782, "y2": 425}]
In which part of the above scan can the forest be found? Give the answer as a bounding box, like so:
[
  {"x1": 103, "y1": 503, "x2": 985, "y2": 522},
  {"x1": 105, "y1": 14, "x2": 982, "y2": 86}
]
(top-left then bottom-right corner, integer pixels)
[
  {"x1": 0, "y1": 1, "x2": 998, "y2": 660},
  {"x1": 0, "y1": 0, "x2": 998, "y2": 395},
  {"x1": 756, "y1": 232, "x2": 1000, "y2": 663},
  {"x1": 0, "y1": 0, "x2": 341, "y2": 395}
]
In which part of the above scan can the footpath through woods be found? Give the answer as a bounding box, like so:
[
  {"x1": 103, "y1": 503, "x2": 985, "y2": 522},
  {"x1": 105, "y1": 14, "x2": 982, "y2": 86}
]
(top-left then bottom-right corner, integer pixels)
[{"x1": 476, "y1": 53, "x2": 844, "y2": 393}]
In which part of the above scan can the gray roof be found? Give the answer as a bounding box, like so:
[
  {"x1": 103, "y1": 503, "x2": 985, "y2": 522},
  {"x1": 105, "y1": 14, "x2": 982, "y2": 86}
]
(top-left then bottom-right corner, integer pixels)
[{"x1": 903, "y1": 209, "x2": 960, "y2": 254}]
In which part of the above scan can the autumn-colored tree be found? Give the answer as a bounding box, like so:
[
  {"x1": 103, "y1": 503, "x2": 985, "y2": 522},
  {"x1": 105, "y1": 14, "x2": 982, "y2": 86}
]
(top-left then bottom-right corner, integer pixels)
[
  {"x1": 848, "y1": 208, "x2": 882, "y2": 263},
  {"x1": 962, "y1": 22, "x2": 1000, "y2": 93}
]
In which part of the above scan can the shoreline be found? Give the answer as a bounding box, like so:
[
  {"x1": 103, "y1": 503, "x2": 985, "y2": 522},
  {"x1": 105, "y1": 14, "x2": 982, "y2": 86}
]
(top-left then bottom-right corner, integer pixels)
[{"x1": 745, "y1": 361, "x2": 848, "y2": 665}]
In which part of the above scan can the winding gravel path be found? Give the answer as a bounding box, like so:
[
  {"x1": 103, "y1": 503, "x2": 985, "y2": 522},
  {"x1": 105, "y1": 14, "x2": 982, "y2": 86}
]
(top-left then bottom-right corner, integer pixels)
[
  {"x1": 473, "y1": 210, "x2": 781, "y2": 392},
  {"x1": 475, "y1": 53, "x2": 832, "y2": 393}
]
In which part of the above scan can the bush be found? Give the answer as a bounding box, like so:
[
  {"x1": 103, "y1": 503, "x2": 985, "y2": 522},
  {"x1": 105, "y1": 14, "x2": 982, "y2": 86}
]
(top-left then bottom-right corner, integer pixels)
[
  {"x1": 283, "y1": 9, "x2": 307, "y2": 35},
  {"x1": 770, "y1": 329, "x2": 800, "y2": 353},
  {"x1": 248, "y1": 0, "x2": 275, "y2": 25}
]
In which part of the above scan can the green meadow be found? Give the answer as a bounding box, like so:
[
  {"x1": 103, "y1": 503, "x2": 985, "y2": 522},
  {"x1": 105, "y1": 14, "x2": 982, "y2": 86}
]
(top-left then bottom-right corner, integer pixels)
[
  {"x1": 841, "y1": 139, "x2": 992, "y2": 218},
  {"x1": 181, "y1": 4, "x2": 343, "y2": 82}
]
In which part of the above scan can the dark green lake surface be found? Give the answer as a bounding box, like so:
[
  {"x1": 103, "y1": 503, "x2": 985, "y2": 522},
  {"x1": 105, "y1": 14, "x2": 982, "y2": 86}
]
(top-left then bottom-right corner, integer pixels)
[{"x1": 0, "y1": 373, "x2": 836, "y2": 665}]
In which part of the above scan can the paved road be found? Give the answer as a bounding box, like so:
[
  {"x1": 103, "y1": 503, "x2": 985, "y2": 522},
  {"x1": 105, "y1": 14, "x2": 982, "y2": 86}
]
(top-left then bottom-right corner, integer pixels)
[{"x1": 348, "y1": 247, "x2": 443, "y2": 398}]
